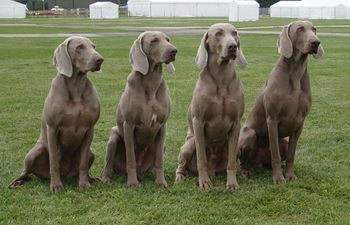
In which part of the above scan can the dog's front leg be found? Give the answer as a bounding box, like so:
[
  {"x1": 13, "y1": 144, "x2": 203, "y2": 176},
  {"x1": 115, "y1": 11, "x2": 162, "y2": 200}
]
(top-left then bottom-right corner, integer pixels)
[
  {"x1": 192, "y1": 117, "x2": 211, "y2": 189},
  {"x1": 266, "y1": 117, "x2": 285, "y2": 184},
  {"x1": 47, "y1": 125, "x2": 63, "y2": 192},
  {"x1": 285, "y1": 123, "x2": 303, "y2": 181},
  {"x1": 226, "y1": 122, "x2": 240, "y2": 191},
  {"x1": 78, "y1": 128, "x2": 94, "y2": 189},
  {"x1": 124, "y1": 121, "x2": 139, "y2": 187},
  {"x1": 154, "y1": 125, "x2": 167, "y2": 187}
]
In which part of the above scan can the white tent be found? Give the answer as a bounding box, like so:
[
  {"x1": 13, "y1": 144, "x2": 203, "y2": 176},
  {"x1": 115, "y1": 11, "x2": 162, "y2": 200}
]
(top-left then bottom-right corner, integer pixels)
[
  {"x1": 89, "y1": 2, "x2": 119, "y2": 19},
  {"x1": 271, "y1": 0, "x2": 350, "y2": 19},
  {"x1": 229, "y1": 0, "x2": 259, "y2": 21},
  {"x1": 128, "y1": 0, "x2": 233, "y2": 17},
  {"x1": 0, "y1": 0, "x2": 26, "y2": 19}
]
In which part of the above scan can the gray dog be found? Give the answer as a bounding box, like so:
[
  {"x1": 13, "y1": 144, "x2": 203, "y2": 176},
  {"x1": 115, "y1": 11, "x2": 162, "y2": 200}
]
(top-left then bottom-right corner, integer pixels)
[
  {"x1": 238, "y1": 21, "x2": 324, "y2": 184},
  {"x1": 175, "y1": 23, "x2": 248, "y2": 190},
  {"x1": 102, "y1": 31, "x2": 177, "y2": 187},
  {"x1": 8, "y1": 36, "x2": 104, "y2": 192}
]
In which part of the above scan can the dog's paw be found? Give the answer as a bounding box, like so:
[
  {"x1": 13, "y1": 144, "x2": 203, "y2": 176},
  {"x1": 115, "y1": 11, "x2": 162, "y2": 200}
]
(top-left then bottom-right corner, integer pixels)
[
  {"x1": 272, "y1": 173, "x2": 286, "y2": 184},
  {"x1": 127, "y1": 177, "x2": 139, "y2": 187},
  {"x1": 156, "y1": 179, "x2": 168, "y2": 188},
  {"x1": 8, "y1": 175, "x2": 31, "y2": 189},
  {"x1": 79, "y1": 180, "x2": 91, "y2": 190},
  {"x1": 50, "y1": 181, "x2": 64, "y2": 192},
  {"x1": 101, "y1": 176, "x2": 113, "y2": 184},
  {"x1": 198, "y1": 174, "x2": 212, "y2": 190},
  {"x1": 175, "y1": 173, "x2": 185, "y2": 182},
  {"x1": 239, "y1": 169, "x2": 252, "y2": 179},
  {"x1": 89, "y1": 176, "x2": 101, "y2": 183},
  {"x1": 285, "y1": 170, "x2": 297, "y2": 182},
  {"x1": 226, "y1": 182, "x2": 240, "y2": 191}
]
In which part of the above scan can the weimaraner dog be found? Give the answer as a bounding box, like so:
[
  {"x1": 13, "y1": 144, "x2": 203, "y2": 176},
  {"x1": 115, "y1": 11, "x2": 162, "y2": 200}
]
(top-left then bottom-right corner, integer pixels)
[
  {"x1": 102, "y1": 31, "x2": 177, "y2": 187},
  {"x1": 175, "y1": 23, "x2": 248, "y2": 190},
  {"x1": 8, "y1": 36, "x2": 104, "y2": 192},
  {"x1": 239, "y1": 20, "x2": 324, "y2": 184}
]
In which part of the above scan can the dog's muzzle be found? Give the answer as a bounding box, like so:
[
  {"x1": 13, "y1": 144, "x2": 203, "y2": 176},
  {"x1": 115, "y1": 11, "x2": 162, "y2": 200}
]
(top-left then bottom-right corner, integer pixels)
[
  {"x1": 309, "y1": 40, "x2": 320, "y2": 54},
  {"x1": 92, "y1": 56, "x2": 104, "y2": 71},
  {"x1": 166, "y1": 48, "x2": 177, "y2": 63}
]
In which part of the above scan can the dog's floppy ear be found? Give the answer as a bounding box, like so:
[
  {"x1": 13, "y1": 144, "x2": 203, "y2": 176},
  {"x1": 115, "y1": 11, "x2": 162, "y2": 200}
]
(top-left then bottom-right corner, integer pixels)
[
  {"x1": 278, "y1": 24, "x2": 293, "y2": 58},
  {"x1": 129, "y1": 33, "x2": 149, "y2": 75},
  {"x1": 195, "y1": 31, "x2": 208, "y2": 69},
  {"x1": 236, "y1": 34, "x2": 248, "y2": 69},
  {"x1": 313, "y1": 43, "x2": 325, "y2": 59},
  {"x1": 53, "y1": 37, "x2": 73, "y2": 77},
  {"x1": 166, "y1": 63, "x2": 175, "y2": 73}
]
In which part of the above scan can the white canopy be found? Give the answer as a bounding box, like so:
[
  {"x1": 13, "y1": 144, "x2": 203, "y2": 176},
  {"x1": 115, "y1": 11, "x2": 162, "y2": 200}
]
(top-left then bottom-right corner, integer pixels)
[
  {"x1": 89, "y1": 2, "x2": 119, "y2": 19},
  {"x1": 0, "y1": 0, "x2": 26, "y2": 18},
  {"x1": 128, "y1": 0, "x2": 233, "y2": 17},
  {"x1": 229, "y1": 0, "x2": 259, "y2": 22},
  {"x1": 271, "y1": 0, "x2": 350, "y2": 19}
]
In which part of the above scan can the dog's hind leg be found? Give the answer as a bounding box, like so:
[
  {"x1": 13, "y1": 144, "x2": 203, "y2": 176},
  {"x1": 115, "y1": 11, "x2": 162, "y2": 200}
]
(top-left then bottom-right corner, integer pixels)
[
  {"x1": 175, "y1": 133, "x2": 196, "y2": 182},
  {"x1": 9, "y1": 141, "x2": 48, "y2": 189},
  {"x1": 102, "y1": 127, "x2": 121, "y2": 183}
]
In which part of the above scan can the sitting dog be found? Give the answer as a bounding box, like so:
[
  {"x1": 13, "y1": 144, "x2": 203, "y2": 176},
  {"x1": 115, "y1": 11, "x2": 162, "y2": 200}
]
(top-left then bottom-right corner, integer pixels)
[
  {"x1": 8, "y1": 36, "x2": 104, "y2": 192},
  {"x1": 102, "y1": 31, "x2": 177, "y2": 187},
  {"x1": 238, "y1": 21, "x2": 324, "y2": 184},
  {"x1": 175, "y1": 23, "x2": 248, "y2": 190}
]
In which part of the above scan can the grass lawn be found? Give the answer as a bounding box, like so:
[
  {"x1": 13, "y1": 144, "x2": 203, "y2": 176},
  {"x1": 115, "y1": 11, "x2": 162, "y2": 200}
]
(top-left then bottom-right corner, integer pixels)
[{"x1": 0, "y1": 17, "x2": 349, "y2": 225}]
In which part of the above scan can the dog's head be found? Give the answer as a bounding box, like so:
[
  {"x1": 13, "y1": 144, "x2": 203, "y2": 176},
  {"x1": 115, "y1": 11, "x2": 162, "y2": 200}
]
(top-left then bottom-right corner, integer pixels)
[
  {"x1": 277, "y1": 20, "x2": 324, "y2": 59},
  {"x1": 53, "y1": 36, "x2": 104, "y2": 77},
  {"x1": 129, "y1": 31, "x2": 177, "y2": 75},
  {"x1": 196, "y1": 23, "x2": 247, "y2": 70}
]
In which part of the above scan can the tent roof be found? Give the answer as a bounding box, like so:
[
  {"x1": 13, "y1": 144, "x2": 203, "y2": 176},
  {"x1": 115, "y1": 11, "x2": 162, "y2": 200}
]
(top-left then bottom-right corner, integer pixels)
[
  {"x1": 131, "y1": 0, "x2": 233, "y2": 3},
  {"x1": 89, "y1": 1, "x2": 118, "y2": 7},
  {"x1": 0, "y1": 0, "x2": 26, "y2": 7},
  {"x1": 272, "y1": 0, "x2": 350, "y2": 7},
  {"x1": 233, "y1": 0, "x2": 259, "y2": 6}
]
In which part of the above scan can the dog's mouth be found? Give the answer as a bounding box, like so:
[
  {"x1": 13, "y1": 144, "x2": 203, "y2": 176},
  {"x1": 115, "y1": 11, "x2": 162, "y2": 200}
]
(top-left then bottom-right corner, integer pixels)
[
  {"x1": 221, "y1": 52, "x2": 237, "y2": 61},
  {"x1": 165, "y1": 55, "x2": 176, "y2": 64},
  {"x1": 91, "y1": 64, "x2": 102, "y2": 72},
  {"x1": 309, "y1": 47, "x2": 318, "y2": 54}
]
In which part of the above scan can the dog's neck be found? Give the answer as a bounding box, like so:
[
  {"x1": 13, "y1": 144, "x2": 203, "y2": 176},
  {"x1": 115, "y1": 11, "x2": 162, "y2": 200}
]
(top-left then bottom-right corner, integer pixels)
[
  {"x1": 62, "y1": 68, "x2": 89, "y2": 101},
  {"x1": 205, "y1": 53, "x2": 235, "y2": 88},
  {"x1": 137, "y1": 62, "x2": 163, "y2": 96},
  {"x1": 278, "y1": 50, "x2": 308, "y2": 81}
]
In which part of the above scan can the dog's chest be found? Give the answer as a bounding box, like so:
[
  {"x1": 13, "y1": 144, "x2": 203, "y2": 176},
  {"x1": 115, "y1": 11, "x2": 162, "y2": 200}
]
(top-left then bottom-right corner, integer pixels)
[
  {"x1": 202, "y1": 87, "x2": 242, "y2": 121},
  {"x1": 199, "y1": 87, "x2": 243, "y2": 143},
  {"x1": 279, "y1": 90, "x2": 311, "y2": 135},
  {"x1": 56, "y1": 99, "x2": 99, "y2": 147}
]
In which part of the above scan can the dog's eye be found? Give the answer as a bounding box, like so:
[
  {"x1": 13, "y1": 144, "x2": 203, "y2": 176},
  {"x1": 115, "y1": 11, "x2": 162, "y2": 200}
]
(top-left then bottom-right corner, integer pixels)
[
  {"x1": 151, "y1": 38, "x2": 159, "y2": 43},
  {"x1": 92, "y1": 45, "x2": 96, "y2": 49},
  {"x1": 312, "y1": 27, "x2": 317, "y2": 33},
  {"x1": 231, "y1": 31, "x2": 238, "y2": 36},
  {"x1": 215, "y1": 31, "x2": 223, "y2": 37},
  {"x1": 166, "y1": 38, "x2": 170, "y2": 42},
  {"x1": 77, "y1": 44, "x2": 84, "y2": 50},
  {"x1": 297, "y1": 26, "x2": 305, "y2": 32}
]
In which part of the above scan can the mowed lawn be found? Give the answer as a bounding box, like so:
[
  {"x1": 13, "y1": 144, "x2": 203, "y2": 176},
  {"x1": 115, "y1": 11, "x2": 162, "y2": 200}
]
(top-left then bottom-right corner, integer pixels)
[{"x1": 0, "y1": 18, "x2": 349, "y2": 225}]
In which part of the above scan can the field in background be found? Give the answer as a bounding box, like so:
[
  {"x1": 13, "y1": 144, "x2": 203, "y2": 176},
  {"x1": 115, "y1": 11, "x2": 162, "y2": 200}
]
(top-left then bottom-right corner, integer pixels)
[{"x1": 0, "y1": 17, "x2": 349, "y2": 225}]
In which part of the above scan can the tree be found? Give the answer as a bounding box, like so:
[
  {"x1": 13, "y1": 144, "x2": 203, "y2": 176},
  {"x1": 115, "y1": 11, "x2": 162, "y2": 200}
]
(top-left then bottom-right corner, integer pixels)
[{"x1": 256, "y1": 0, "x2": 280, "y2": 8}]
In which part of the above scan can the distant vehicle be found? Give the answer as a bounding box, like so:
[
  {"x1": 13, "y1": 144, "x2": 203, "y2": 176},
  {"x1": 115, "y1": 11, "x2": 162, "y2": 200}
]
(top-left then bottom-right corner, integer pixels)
[{"x1": 51, "y1": 6, "x2": 64, "y2": 12}]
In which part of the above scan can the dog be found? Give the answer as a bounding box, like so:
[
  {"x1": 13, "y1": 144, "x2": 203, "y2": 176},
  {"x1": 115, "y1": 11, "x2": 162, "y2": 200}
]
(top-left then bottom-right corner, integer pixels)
[
  {"x1": 238, "y1": 20, "x2": 324, "y2": 184},
  {"x1": 175, "y1": 23, "x2": 248, "y2": 190},
  {"x1": 8, "y1": 36, "x2": 104, "y2": 192},
  {"x1": 102, "y1": 31, "x2": 177, "y2": 187}
]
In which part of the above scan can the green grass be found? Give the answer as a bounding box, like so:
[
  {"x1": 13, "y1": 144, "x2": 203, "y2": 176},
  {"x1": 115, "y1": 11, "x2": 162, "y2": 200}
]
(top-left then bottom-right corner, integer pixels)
[{"x1": 0, "y1": 18, "x2": 349, "y2": 225}]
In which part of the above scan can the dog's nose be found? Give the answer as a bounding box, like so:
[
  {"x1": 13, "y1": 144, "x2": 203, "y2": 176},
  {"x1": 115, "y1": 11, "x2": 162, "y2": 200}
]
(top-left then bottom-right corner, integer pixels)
[
  {"x1": 96, "y1": 56, "x2": 104, "y2": 64},
  {"x1": 311, "y1": 40, "x2": 320, "y2": 49},
  {"x1": 170, "y1": 49, "x2": 178, "y2": 55},
  {"x1": 228, "y1": 44, "x2": 237, "y2": 51}
]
